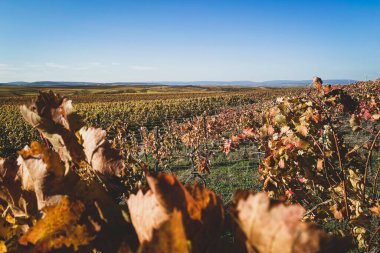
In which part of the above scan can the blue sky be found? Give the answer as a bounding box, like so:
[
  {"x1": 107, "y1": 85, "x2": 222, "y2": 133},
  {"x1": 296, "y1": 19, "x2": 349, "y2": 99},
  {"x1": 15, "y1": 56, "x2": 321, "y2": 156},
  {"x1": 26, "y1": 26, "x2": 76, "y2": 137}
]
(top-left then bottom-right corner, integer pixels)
[{"x1": 0, "y1": 0, "x2": 379, "y2": 82}]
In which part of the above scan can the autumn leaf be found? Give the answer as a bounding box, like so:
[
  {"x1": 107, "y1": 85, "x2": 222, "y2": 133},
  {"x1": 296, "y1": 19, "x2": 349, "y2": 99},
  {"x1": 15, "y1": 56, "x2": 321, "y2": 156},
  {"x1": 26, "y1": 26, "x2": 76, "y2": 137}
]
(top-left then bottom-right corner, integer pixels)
[
  {"x1": 316, "y1": 159, "x2": 324, "y2": 172},
  {"x1": 278, "y1": 159, "x2": 285, "y2": 169},
  {"x1": 369, "y1": 203, "x2": 380, "y2": 217},
  {"x1": 139, "y1": 210, "x2": 190, "y2": 253},
  {"x1": 127, "y1": 190, "x2": 169, "y2": 243},
  {"x1": 313, "y1": 76, "x2": 323, "y2": 94},
  {"x1": 294, "y1": 139, "x2": 309, "y2": 149},
  {"x1": 349, "y1": 114, "x2": 361, "y2": 132},
  {"x1": 372, "y1": 114, "x2": 380, "y2": 120},
  {"x1": 323, "y1": 85, "x2": 332, "y2": 94},
  {"x1": 19, "y1": 196, "x2": 94, "y2": 252},
  {"x1": 79, "y1": 127, "x2": 124, "y2": 176},
  {"x1": 231, "y1": 192, "x2": 350, "y2": 253},
  {"x1": 17, "y1": 142, "x2": 66, "y2": 210},
  {"x1": 330, "y1": 204, "x2": 344, "y2": 220},
  {"x1": 242, "y1": 128, "x2": 255, "y2": 138},
  {"x1": 20, "y1": 91, "x2": 85, "y2": 163},
  {"x1": 295, "y1": 124, "x2": 308, "y2": 137},
  {"x1": 0, "y1": 156, "x2": 38, "y2": 218},
  {"x1": 128, "y1": 172, "x2": 224, "y2": 253}
]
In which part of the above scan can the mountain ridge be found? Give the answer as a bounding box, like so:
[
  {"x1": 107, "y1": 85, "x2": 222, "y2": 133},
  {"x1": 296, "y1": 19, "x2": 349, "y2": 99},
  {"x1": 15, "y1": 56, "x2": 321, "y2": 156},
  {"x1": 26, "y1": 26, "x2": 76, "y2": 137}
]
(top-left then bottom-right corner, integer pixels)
[{"x1": 0, "y1": 79, "x2": 358, "y2": 87}]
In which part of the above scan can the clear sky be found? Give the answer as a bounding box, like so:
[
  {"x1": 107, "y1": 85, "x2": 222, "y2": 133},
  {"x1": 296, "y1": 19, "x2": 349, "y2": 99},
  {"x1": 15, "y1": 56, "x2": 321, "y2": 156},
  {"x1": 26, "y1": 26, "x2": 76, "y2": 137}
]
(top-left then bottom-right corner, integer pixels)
[{"x1": 0, "y1": 0, "x2": 379, "y2": 82}]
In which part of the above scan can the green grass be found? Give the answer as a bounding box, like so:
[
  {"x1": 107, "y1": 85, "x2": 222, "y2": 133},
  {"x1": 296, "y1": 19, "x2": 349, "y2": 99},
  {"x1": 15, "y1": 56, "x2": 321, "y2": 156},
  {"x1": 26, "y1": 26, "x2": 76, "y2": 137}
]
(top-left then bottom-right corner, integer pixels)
[{"x1": 174, "y1": 158, "x2": 262, "y2": 204}]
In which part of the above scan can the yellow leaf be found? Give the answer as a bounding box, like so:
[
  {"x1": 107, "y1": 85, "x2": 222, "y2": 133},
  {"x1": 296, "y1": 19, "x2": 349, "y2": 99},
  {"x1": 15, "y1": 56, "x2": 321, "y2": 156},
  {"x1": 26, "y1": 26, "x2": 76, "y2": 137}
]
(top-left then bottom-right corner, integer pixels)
[
  {"x1": 19, "y1": 196, "x2": 94, "y2": 252},
  {"x1": 296, "y1": 124, "x2": 308, "y2": 137},
  {"x1": 0, "y1": 240, "x2": 6, "y2": 253}
]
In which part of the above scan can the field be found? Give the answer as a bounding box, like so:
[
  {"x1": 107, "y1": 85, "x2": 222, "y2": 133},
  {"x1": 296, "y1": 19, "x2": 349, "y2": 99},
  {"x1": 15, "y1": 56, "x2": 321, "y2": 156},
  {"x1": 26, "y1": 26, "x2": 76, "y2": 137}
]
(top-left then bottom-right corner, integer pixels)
[
  {"x1": 0, "y1": 81, "x2": 379, "y2": 252},
  {"x1": 0, "y1": 85, "x2": 298, "y2": 157},
  {"x1": 0, "y1": 85, "x2": 284, "y2": 202}
]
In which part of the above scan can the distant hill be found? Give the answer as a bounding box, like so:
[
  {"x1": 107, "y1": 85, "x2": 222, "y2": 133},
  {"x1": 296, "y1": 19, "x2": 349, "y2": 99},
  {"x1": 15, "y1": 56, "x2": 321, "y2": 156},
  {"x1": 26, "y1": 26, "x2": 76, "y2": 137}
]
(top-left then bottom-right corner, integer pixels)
[
  {"x1": 0, "y1": 81, "x2": 162, "y2": 87},
  {"x1": 0, "y1": 79, "x2": 357, "y2": 87},
  {"x1": 158, "y1": 79, "x2": 357, "y2": 87}
]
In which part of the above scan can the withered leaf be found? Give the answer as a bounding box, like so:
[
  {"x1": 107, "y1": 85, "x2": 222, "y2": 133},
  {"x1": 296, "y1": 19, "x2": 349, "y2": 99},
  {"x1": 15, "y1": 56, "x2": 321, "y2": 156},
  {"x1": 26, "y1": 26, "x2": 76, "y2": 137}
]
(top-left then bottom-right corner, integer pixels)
[
  {"x1": 231, "y1": 192, "x2": 349, "y2": 253},
  {"x1": 127, "y1": 190, "x2": 169, "y2": 243},
  {"x1": 19, "y1": 196, "x2": 94, "y2": 252},
  {"x1": 17, "y1": 142, "x2": 66, "y2": 210},
  {"x1": 139, "y1": 210, "x2": 190, "y2": 253},
  {"x1": 128, "y1": 172, "x2": 224, "y2": 253},
  {"x1": 20, "y1": 91, "x2": 85, "y2": 164},
  {"x1": 79, "y1": 127, "x2": 124, "y2": 177},
  {"x1": 0, "y1": 156, "x2": 38, "y2": 218}
]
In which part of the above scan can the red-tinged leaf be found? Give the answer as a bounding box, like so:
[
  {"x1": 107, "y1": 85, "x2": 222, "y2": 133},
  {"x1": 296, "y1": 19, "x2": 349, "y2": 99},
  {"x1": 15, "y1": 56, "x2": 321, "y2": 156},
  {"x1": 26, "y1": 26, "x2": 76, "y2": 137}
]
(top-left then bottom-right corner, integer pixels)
[
  {"x1": 311, "y1": 113, "x2": 321, "y2": 123},
  {"x1": 362, "y1": 109, "x2": 372, "y2": 120},
  {"x1": 231, "y1": 135, "x2": 240, "y2": 145},
  {"x1": 285, "y1": 188, "x2": 295, "y2": 198},
  {"x1": 243, "y1": 128, "x2": 255, "y2": 138},
  {"x1": 298, "y1": 177, "x2": 307, "y2": 183},
  {"x1": 294, "y1": 139, "x2": 309, "y2": 149}
]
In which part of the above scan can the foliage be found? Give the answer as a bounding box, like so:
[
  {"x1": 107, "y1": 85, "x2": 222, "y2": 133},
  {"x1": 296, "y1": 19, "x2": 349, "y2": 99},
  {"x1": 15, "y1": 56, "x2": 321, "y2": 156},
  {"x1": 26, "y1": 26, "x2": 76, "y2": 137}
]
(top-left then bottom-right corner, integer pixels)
[
  {"x1": 0, "y1": 90, "x2": 351, "y2": 253},
  {"x1": 225, "y1": 78, "x2": 380, "y2": 250}
]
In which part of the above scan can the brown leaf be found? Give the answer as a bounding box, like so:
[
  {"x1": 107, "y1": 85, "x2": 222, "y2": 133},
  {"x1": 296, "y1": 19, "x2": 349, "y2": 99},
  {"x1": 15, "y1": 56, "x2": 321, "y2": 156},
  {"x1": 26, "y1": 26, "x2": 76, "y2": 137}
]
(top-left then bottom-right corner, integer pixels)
[
  {"x1": 127, "y1": 190, "x2": 169, "y2": 243},
  {"x1": 0, "y1": 156, "x2": 39, "y2": 218},
  {"x1": 20, "y1": 91, "x2": 85, "y2": 164},
  {"x1": 349, "y1": 114, "x2": 361, "y2": 132},
  {"x1": 313, "y1": 76, "x2": 323, "y2": 94},
  {"x1": 32, "y1": 91, "x2": 79, "y2": 131},
  {"x1": 139, "y1": 210, "x2": 190, "y2": 253},
  {"x1": 231, "y1": 192, "x2": 349, "y2": 253},
  {"x1": 323, "y1": 85, "x2": 332, "y2": 94},
  {"x1": 316, "y1": 159, "x2": 324, "y2": 172},
  {"x1": 79, "y1": 127, "x2": 124, "y2": 176},
  {"x1": 127, "y1": 172, "x2": 224, "y2": 252},
  {"x1": 17, "y1": 142, "x2": 66, "y2": 210},
  {"x1": 19, "y1": 196, "x2": 94, "y2": 252}
]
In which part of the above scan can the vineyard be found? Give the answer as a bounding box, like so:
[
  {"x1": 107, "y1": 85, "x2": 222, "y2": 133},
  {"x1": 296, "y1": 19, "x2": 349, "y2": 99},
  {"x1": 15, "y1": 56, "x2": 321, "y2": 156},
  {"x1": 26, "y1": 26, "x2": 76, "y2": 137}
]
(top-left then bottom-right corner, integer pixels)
[
  {"x1": 0, "y1": 87, "x2": 298, "y2": 157},
  {"x1": 0, "y1": 79, "x2": 379, "y2": 253}
]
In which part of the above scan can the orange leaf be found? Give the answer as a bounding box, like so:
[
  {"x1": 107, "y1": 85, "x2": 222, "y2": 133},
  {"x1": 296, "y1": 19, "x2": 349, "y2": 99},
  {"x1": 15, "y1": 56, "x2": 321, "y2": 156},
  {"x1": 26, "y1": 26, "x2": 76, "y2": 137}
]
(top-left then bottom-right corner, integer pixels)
[
  {"x1": 19, "y1": 196, "x2": 94, "y2": 252},
  {"x1": 317, "y1": 159, "x2": 324, "y2": 172}
]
